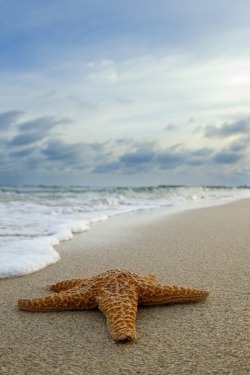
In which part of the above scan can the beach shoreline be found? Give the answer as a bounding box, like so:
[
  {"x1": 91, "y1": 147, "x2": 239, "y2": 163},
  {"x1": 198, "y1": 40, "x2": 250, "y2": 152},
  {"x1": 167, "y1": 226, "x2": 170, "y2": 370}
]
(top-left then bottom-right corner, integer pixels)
[{"x1": 1, "y1": 199, "x2": 249, "y2": 374}]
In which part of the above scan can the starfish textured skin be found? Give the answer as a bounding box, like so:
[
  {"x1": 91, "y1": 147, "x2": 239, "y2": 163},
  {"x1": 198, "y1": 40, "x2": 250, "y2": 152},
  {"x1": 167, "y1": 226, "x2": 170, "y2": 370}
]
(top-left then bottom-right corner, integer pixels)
[{"x1": 18, "y1": 269, "x2": 209, "y2": 341}]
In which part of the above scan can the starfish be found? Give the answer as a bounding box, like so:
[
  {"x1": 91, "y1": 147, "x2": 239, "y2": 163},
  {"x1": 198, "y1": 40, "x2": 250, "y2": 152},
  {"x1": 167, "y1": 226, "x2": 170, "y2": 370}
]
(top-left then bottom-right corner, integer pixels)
[{"x1": 18, "y1": 269, "x2": 209, "y2": 341}]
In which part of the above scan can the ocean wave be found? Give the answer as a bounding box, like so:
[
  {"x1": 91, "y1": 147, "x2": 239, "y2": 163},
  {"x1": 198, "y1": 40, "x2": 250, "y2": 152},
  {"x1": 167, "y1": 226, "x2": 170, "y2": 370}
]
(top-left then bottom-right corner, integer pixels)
[{"x1": 1, "y1": 185, "x2": 250, "y2": 278}]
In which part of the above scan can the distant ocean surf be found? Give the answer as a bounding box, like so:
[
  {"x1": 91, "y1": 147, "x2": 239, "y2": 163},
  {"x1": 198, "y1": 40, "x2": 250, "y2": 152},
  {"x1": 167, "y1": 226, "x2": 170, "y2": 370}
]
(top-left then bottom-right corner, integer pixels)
[{"x1": 1, "y1": 185, "x2": 250, "y2": 278}]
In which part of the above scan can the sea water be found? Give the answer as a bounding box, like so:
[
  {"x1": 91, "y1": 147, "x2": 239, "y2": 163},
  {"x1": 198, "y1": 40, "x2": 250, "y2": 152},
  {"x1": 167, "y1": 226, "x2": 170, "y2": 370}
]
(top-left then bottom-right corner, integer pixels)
[{"x1": 1, "y1": 185, "x2": 250, "y2": 278}]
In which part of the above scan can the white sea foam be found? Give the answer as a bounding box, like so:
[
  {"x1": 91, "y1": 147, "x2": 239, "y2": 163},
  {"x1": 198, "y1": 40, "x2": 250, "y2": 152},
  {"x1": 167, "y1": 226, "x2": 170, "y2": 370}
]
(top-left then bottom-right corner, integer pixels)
[{"x1": 0, "y1": 185, "x2": 250, "y2": 278}]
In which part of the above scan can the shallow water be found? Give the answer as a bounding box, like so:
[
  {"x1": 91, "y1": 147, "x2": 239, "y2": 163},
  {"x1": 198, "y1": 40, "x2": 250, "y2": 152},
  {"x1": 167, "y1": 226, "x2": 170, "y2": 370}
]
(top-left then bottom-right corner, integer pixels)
[{"x1": 1, "y1": 185, "x2": 249, "y2": 278}]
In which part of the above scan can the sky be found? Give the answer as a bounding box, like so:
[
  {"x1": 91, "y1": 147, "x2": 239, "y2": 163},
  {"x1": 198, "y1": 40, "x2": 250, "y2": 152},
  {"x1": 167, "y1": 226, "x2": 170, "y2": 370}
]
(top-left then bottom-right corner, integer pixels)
[{"x1": 1, "y1": 0, "x2": 250, "y2": 186}]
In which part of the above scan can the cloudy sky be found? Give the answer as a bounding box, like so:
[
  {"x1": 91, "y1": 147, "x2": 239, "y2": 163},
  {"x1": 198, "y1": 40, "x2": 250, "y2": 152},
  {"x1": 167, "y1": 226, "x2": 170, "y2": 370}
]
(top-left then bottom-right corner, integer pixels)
[{"x1": 1, "y1": 0, "x2": 250, "y2": 186}]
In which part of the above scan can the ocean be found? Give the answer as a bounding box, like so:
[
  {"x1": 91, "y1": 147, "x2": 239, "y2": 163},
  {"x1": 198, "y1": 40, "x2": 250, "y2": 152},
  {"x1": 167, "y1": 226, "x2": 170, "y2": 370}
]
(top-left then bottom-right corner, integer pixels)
[{"x1": 1, "y1": 185, "x2": 250, "y2": 279}]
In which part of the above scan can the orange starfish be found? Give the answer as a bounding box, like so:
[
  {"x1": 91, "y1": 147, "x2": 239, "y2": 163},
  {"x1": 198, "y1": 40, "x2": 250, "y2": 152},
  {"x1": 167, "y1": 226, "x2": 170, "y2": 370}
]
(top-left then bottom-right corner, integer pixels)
[{"x1": 18, "y1": 269, "x2": 209, "y2": 341}]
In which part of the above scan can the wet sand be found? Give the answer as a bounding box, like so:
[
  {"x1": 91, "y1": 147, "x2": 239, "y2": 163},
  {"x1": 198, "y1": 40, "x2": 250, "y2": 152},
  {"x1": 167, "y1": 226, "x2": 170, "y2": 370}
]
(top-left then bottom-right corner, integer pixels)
[{"x1": 0, "y1": 200, "x2": 249, "y2": 374}]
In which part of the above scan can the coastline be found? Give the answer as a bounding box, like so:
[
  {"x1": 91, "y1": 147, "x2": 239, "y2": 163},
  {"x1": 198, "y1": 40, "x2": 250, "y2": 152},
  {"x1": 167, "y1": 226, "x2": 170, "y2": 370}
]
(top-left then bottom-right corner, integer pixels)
[{"x1": 1, "y1": 199, "x2": 249, "y2": 374}]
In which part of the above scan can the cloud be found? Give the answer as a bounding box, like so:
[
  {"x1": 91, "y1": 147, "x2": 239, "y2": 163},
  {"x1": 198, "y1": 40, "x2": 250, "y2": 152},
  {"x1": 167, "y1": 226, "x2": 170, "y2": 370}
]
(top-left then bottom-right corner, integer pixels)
[
  {"x1": 191, "y1": 147, "x2": 213, "y2": 157},
  {"x1": 120, "y1": 149, "x2": 155, "y2": 165},
  {"x1": 92, "y1": 136, "x2": 250, "y2": 177},
  {"x1": 0, "y1": 110, "x2": 24, "y2": 131},
  {"x1": 19, "y1": 116, "x2": 71, "y2": 132},
  {"x1": 41, "y1": 139, "x2": 110, "y2": 171},
  {"x1": 94, "y1": 143, "x2": 215, "y2": 175},
  {"x1": 93, "y1": 162, "x2": 121, "y2": 174},
  {"x1": 165, "y1": 123, "x2": 180, "y2": 131},
  {"x1": 42, "y1": 139, "x2": 85, "y2": 163},
  {"x1": 204, "y1": 118, "x2": 250, "y2": 138},
  {"x1": 210, "y1": 136, "x2": 249, "y2": 165},
  {"x1": 7, "y1": 115, "x2": 73, "y2": 146},
  {"x1": 155, "y1": 151, "x2": 185, "y2": 169},
  {"x1": 9, "y1": 147, "x2": 36, "y2": 158},
  {"x1": 213, "y1": 152, "x2": 243, "y2": 164},
  {"x1": 184, "y1": 148, "x2": 213, "y2": 167},
  {"x1": 1, "y1": 132, "x2": 250, "y2": 186},
  {"x1": 229, "y1": 137, "x2": 250, "y2": 152},
  {"x1": 9, "y1": 131, "x2": 46, "y2": 146},
  {"x1": 1, "y1": 110, "x2": 250, "y2": 185}
]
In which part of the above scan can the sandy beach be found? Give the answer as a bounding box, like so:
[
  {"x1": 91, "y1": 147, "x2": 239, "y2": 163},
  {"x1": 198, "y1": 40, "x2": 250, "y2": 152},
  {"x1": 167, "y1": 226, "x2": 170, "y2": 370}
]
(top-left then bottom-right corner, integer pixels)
[{"x1": 0, "y1": 199, "x2": 249, "y2": 375}]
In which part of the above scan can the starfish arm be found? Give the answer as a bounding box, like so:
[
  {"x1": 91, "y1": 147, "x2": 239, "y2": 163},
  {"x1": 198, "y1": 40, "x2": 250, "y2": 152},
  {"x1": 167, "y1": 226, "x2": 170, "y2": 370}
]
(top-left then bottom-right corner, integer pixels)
[
  {"x1": 97, "y1": 287, "x2": 138, "y2": 341},
  {"x1": 49, "y1": 279, "x2": 85, "y2": 292},
  {"x1": 138, "y1": 282, "x2": 209, "y2": 305},
  {"x1": 145, "y1": 273, "x2": 157, "y2": 283},
  {"x1": 18, "y1": 287, "x2": 97, "y2": 312}
]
